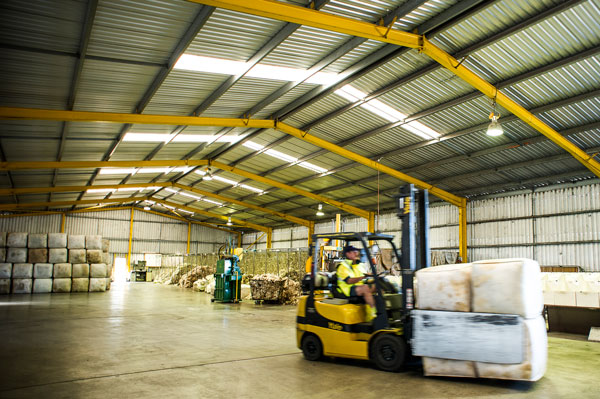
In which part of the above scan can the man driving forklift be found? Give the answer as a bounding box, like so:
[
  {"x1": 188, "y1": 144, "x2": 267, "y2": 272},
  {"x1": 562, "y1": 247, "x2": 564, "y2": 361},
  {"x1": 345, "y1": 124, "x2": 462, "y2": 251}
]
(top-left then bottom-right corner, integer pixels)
[{"x1": 336, "y1": 245, "x2": 378, "y2": 320}]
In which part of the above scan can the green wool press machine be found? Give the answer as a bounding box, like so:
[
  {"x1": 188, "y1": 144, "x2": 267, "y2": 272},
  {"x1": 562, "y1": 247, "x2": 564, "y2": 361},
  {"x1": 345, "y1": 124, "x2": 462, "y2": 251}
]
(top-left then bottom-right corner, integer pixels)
[{"x1": 211, "y1": 255, "x2": 243, "y2": 303}]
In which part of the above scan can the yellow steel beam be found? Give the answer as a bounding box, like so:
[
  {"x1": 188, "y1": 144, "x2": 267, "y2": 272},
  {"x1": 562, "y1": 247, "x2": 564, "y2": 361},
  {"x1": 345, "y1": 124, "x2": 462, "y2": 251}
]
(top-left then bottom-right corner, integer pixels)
[
  {"x1": 0, "y1": 159, "x2": 208, "y2": 171},
  {"x1": 0, "y1": 196, "x2": 148, "y2": 211},
  {"x1": 459, "y1": 204, "x2": 468, "y2": 262}
]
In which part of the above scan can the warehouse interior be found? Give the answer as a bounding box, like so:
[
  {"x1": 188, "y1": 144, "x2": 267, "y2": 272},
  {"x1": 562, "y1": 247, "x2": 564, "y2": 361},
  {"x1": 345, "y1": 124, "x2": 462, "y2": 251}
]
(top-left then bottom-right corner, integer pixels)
[{"x1": 0, "y1": 0, "x2": 599, "y2": 397}]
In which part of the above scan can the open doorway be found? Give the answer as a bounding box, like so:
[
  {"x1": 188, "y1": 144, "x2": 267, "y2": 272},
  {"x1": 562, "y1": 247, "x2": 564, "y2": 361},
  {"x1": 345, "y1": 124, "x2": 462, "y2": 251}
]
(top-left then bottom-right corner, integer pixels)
[{"x1": 113, "y1": 257, "x2": 128, "y2": 284}]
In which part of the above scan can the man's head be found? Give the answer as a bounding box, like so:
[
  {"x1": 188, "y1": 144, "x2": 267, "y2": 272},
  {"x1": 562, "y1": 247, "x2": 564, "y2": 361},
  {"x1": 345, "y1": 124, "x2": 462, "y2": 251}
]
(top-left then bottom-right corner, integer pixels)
[{"x1": 343, "y1": 245, "x2": 360, "y2": 260}]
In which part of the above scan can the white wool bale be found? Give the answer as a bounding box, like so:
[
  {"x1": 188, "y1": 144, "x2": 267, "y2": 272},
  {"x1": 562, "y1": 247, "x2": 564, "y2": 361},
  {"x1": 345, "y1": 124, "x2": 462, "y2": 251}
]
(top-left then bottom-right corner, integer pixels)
[
  {"x1": 415, "y1": 264, "x2": 472, "y2": 312},
  {"x1": 85, "y1": 235, "x2": 102, "y2": 250},
  {"x1": 476, "y1": 316, "x2": 547, "y2": 381},
  {"x1": 72, "y1": 278, "x2": 90, "y2": 292},
  {"x1": 90, "y1": 263, "x2": 107, "y2": 278},
  {"x1": 48, "y1": 233, "x2": 67, "y2": 248},
  {"x1": 67, "y1": 235, "x2": 85, "y2": 249},
  {"x1": 89, "y1": 278, "x2": 106, "y2": 292},
  {"x1": 28, "y1": 233, "x2": 47, "y2": 248},
  {"x1": 471, "y1": 258, "x2": 543, "y2": 319},
  {"x1": 7, "y1": 232, "x2": 28, "y2": 248},
  {"x1": 53, "y1": 278, "x2": 72, "y2": 293},
  {"x1": 576, "y1": 292, "x2": 600, "y2": 308},
  {"x1": 28, "y1": 248, "x2": 48, "y2": 264},
  {"x1": 564, "y1": 274, "x2": 588, "y2": 292},
  {"x1": 53, "y1": 263, "x2": 72, "y2": 278},
  {"x1": 542, "y1": 292, "x2": 555, "y2": 306},
  {"x1": 12, "y1": 279, "x2": 32, "y2": 294},
  {"x1": 0, "y1": 232, "x2": 6, "y2": 247},
  {"x1": 554, "y1": 292, "x2": 576, "y2": 307},
  {"x1": 33, "y1": 263, "x2": 53, "y2": 279},
  {"x1": 105, "y1": 278, "x2": 111, "y2": 291},
  {"x1": 102, "y1": 239, "x2": 109, "y2": 252},
  {"x1": 581, "y1": 273, "x2": 600, "y2": 293},
  {"x1": 69, "y1": 249, "x2": 86, "y2": 264},
  {"x1": 72, "y1": 264, "x2": 90, "y2": 278},
  {"x1": 0, "y1": 263, "x2": 11, "y2": 278},
  {"x1": 33, "y1": 279, "x2": 52, "y2": 293},
  {"x1": 102, "y1": 252, "x2": 111, "y2": 266},
  {"x1": 12, "y1": 263, "x2": 33, "y2": 278},
  {"x1": 0, "y1": 248, "x2": 5, "y2": 263},
  {"x1": 423, "y1": 358, "x2": 476, "y2": 378},
  {"x1": 0, "y1": 279, "x2": 10, "y2": 294},
  {"x1": 86, "y1": 250, "x2": 103, "y2": 264},
  {"x1": 7, "y1": 248, "x2": 27, "y2": 263},
  {"x1": 49, "y1": 248, "x2": 68, "y2": 263}
]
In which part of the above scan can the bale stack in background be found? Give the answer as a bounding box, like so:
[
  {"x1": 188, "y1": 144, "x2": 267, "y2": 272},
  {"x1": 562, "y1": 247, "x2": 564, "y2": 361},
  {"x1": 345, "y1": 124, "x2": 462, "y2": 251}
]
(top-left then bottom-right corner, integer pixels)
[{"x1": 0, "y1": 231, "x2": 112, "y2": 295}]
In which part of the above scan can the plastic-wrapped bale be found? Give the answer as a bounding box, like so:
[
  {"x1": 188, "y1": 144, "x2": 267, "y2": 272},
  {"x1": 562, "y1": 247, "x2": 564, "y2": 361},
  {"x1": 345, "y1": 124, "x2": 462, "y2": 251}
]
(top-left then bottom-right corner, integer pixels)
[
  {"x1": 28, "y1": 233, "x2": 47, "y2": 248},
  {"x1": 102, "y1": 239, "x2": 109, "y2": 252},
  {"x1": 7, "y1": 248, "x2": 27, "y2": 263},
  {"x1": 250, "y1": 274, "x2": 284, "y2": 301},
  {"x1": 48, "y1": 233, "x2": 67, "y2": 248},
  {"x1": 475, "y1": 316, "x2": 547, "y2": 381},
  {"x1": 12, "y1": 279, "x2": 32, "y2": 294},
  {"x1": 67, "y1": 235, "x2": 85, "y2": 249},
  {"x1": 471, "y1": 258, "x2": 543, "y2": 319},
  {"x1": 85, "y1": 235, "x2": 102, "y2": 250},
  {"x1": 423, "y1": 358, "x2": 477, "y2": 378},
  {"x1": 13, "y1": 263, "x2": 33, "y2": 279},
  {"x1": 69, "y1": 249, "x2": 86, "y2": 264},
  {"x1": 0, "y1": 232, "x2": 5, "y2": 247},
  {"x1": 49, "y1": 248, "x2": 68, "y2": 263},
  {"x1": 28, "y1": 248, "x2": 48, "y2": 264},
  {"x1": 72, "y1": 263, "x2": 90, "y2": 278},
  {"x1": 0, "y1": 263, "x2": 11, "y2": 278},
  {"x1": 87, "y1": 250, "x2": 103, "y2": 264},
  {"x1": 415, "y1": 264, "x2": 472, "y2": 312},
  {"x1": 53, "y1": 278, "x2": 72, "y2": 293},
  {"x1": 72, "y1": 278, "x2": 90, "y2": 292},
  {"x1": 33, "y1": 279, "x2": 52, "y2": 293},
  {"x1": 105, "y1": 278, "x2": 111, "y2": 291},
  {"x1": 7, "y1": 232, "x2": 28, "y2": 248},
  {"x1": 0, "y1": 279, "x2": 10, "y2": 294},
  {"x1": 90, "y1": 263, "x2": 107, "y2": 278},
  {"x1": 53, "y1": 263, "x2": 72, "y2": 278},
  {"x1": 33, "y1": 263, "x2": 53, "y2": 279},
  {"x1": 0, "y1": 248, "x2": 4, "y2": 262},
  {"x1": 89, "y1": 277, "x2": 106, "y2": 292}
]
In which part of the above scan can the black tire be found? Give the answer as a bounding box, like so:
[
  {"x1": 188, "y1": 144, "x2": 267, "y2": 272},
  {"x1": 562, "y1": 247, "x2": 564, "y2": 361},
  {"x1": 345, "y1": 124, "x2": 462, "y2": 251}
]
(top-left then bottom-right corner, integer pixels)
[
  {"x1": 370, "y1": 334, "x2": 407, "y2": 372},
  {"x1": 301, "y1": 334, "x2": 323, "y2": 361}
]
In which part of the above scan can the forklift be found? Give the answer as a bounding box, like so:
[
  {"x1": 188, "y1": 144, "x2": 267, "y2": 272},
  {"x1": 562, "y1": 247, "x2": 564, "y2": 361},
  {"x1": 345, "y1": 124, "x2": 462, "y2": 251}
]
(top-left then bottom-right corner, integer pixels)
[{"x1": 296, "y1": 184, "x2": 430, "y2": 371}]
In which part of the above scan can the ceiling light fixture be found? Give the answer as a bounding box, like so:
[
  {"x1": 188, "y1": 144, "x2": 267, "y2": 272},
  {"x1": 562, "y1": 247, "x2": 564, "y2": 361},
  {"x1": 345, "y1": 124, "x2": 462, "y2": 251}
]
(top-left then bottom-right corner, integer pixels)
[
  {"x1": 143, "y1": 206, "x2": 151, "y2": 210},
  {"x1": 203, "y1": 167, "x2": 213, "y2": 181},
  {"x1": 227, "y1": 217, "x2": 233, "y2": 226},
  {"x1": 487, "y1": 89, "x2": 504, "y2": 137},
  {"x1": 316, "y1": 203, "x2": 325, "y2": 217}
]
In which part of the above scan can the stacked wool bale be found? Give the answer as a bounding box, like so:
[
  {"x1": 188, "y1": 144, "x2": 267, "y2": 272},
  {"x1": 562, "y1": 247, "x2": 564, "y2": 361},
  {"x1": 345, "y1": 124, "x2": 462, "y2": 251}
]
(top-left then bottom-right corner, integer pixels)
[
  {"x1": 86, "y1": 235, "x2": 108, "y2": 292},
  {"x1": 7, "y1": 233, "x2": 32, "y2": 293},
  {"x1": 416, "y1": 259, "x2": 546, "y2": 381}
]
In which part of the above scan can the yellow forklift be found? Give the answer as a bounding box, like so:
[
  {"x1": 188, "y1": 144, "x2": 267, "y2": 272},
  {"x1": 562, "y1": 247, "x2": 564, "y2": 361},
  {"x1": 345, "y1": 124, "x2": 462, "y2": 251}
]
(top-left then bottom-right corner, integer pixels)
[{"x1": 297, "y1": 185, "x2": 430, "y2": 371}]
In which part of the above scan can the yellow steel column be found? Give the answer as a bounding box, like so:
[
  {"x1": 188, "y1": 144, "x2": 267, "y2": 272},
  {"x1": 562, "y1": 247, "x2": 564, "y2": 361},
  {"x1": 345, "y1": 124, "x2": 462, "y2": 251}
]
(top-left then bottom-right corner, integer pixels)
[
  {"x1": 60, "y1": 213, "x2": 66, "y2": 233},
  {"x1": 367, "y1": 212, "x2": 375, "y2": 233},
  {"x1": 237, "y1": 232, "x2": 242, "y2": 248},
  {"x1": 308, "y1": 221, "x2": 315, "y2": 246},
  {"x1": 266, "y1": 228, "x2": 273, "y2": 249},
  {"x1": 459, "y1": 203, "x2": 468, "y2": 262},
  {"x1": 127, "y1": 207, "x2": 134, "y2": 272},
  {"x1": 335, "y1": 214, "x2": 341, "y2": 248},
  {"x1": 187, "y1": 222, "x2": 191, "y2": 254}
]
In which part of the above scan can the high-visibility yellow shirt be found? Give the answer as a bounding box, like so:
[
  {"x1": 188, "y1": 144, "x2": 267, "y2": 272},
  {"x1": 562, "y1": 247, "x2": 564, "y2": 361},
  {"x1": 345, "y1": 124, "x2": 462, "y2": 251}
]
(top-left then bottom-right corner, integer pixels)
[{"x1": 336, "y1": 259, "x2": 365, "y2": 297}]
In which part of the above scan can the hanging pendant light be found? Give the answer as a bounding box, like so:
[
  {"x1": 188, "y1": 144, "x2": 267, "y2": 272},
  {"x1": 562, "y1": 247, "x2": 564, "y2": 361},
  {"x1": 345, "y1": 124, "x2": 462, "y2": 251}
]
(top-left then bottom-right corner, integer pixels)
[
  {"x1": 487, "y1": 89, "x2": 503, "y2": 137},
  {"x1": 316, "y1": 203, "x2": 324, "y2": 217}
]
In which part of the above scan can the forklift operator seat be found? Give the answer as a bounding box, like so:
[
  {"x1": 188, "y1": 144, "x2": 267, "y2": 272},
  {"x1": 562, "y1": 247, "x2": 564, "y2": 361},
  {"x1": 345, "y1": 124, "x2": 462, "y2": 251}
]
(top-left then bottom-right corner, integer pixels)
[{"x1": 328, "y1": 272, "x2": 365, "y2": 305}]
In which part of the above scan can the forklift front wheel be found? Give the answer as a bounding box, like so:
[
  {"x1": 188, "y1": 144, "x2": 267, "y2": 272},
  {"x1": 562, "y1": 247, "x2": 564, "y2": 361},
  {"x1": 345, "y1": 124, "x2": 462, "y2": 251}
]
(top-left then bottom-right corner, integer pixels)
[
  {"x1": 370, "y1": 334, "x2": 407, "y2": 372},
  {"x1": 301, "y1": 333, "x2": 323, "y2": 361}
]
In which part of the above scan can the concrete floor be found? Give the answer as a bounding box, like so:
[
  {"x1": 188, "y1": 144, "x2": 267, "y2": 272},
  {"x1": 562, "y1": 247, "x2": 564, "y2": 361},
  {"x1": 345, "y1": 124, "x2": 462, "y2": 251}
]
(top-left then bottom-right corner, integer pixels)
[{"x1": 0, "y1": 283, "x2": 598, "y2": 399}]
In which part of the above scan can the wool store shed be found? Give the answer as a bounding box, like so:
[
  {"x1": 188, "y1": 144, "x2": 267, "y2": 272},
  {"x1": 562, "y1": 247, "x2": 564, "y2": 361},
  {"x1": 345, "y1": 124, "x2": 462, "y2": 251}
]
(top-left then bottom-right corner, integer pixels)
[{"x1": 0, "y1": 0, "x2": 599, "y2": 397}]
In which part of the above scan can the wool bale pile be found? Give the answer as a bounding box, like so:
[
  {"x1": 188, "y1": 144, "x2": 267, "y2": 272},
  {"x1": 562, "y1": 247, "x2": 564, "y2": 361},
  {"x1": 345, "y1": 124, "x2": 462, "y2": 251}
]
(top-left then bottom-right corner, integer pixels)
[
  {"x1": 179, "y1": 265, "x2": 214, "y2": 288},
  {"x1": 415, "y1": 258, "x2": 546, "y2": 382}
]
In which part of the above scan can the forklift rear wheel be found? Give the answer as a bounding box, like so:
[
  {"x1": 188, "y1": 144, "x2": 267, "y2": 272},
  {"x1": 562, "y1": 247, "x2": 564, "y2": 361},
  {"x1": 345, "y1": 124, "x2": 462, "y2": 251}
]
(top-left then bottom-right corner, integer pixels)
[
  {"x1": 371, "y1": 334, "x2": 407, "y2": 372},
  {"x1": 301, "y1": 334, "x2": 322, "y2": 361}
]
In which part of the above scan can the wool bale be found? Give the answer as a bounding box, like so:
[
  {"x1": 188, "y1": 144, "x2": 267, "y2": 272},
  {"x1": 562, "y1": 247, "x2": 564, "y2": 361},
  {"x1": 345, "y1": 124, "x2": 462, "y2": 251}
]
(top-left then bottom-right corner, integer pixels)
[
  {"x1": 0, "y1": 232, "x2": 6, "y2": 247},
  {"x1": 475, "y1": 316, "x2": 547, "y2": 381},
  {"x1": 69, "y1": 249, "x2": 86, "y2": 264},
  {"x1": 12, "y1": 278, "x2": 32, "y2": 294},
  {"x1": 89, "y1": 278, "x2": 106, "y2": 292},
  {"x1": 53, "y1": 278, "x2": 72, "y2": 293},
  {"x1": 49, "y1": 248, "x2": 68, "y2": 263},
  {"x1": 102, "y1": 239, "x2": 110, "y2": 252},
  {"x1": 7, "y1": 248, "x2": 27, "y2": 263},
  {"x1": 90, "y1": 263, "x2": 107, "y2": 278},
  {"x1": 471, "y1": 258, "x2": 543, "y2": 319},
  {"x1": 28, "y1": 233, "x2": 47, "y2": 248},
  {"x1": 102, "y1": 252, "x2": 111, "y2": 265},
  {"x1": 48, "y1": 233, "x2": 67, "y2": 248},
  {"x1": 28, "y1": 248, "x2": 48, "y2": 263},
  {"x1": 33, "y1": 279, "x2": 52, "y2": 294},
  {"x1": 415, "y1": 264, "x2": 472, "y2": 312},
  {"x1": 72, "y1": 263, "x2": 90, "y2": 278},
  {"x1": 33, "y1": 263, "x2": 53, "y2": 279},
  {"x1": 0, "y1": 279, "x2": 10, "y2": 294},
  {"x1": 85, "y1": 235, "x2": 102, "y2": 250},
  {"x1": 0, "y1": 248, "x2": 5, "y2": 262},
  {"x1": 67, "y1": 235, "x2": 85, "y2": 249},
  {"x1": 72, "y1": 278, "x2": 90, "y2": 292},
  {"x1": 423, "y1": 358, "x2": 477, "y2": 378},
  {"x1": 105, "y1": 278, "x2": 111, "y2": 291},
  {"x1": 7, "y1": 232, "x2": 28, "y2": 248},
  {"x1": 0, "y1": 263, "x2": 11, "y2": 278},
  {"x1": 53, "y1": 263, "x2": 72, "y2": 278},
  {"x1": 12, "y1": 263, "x2": 33, "y2": 278},
  {"x1": 87, "y1": 250, "x2": 103, "y2": 264}
]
